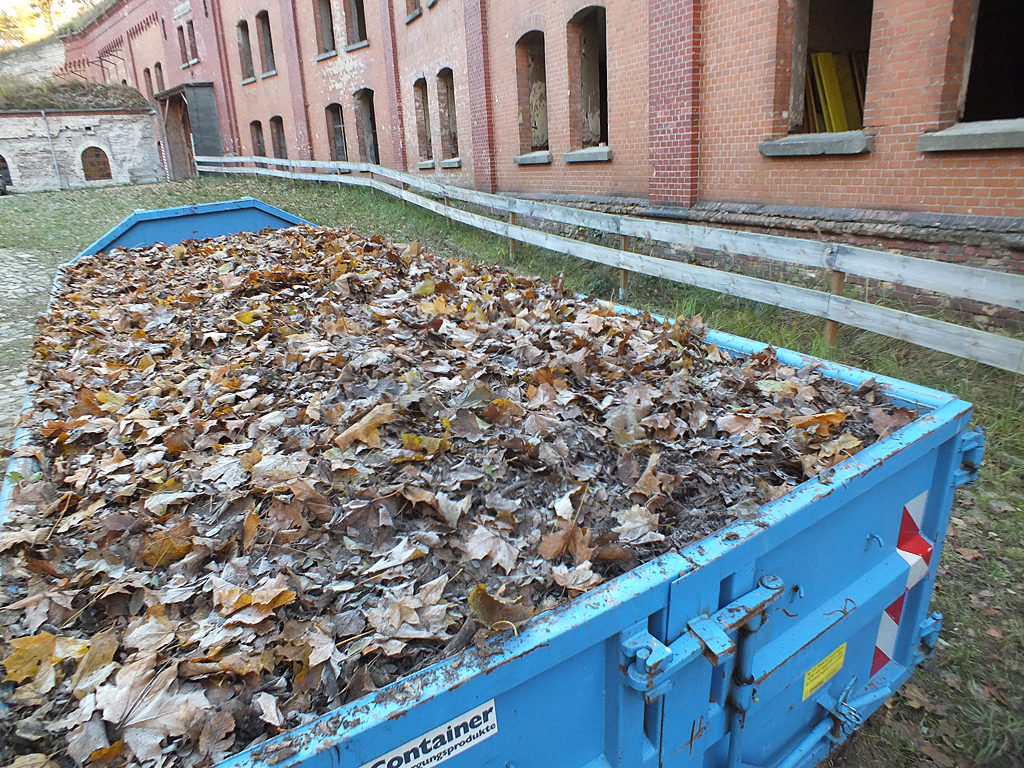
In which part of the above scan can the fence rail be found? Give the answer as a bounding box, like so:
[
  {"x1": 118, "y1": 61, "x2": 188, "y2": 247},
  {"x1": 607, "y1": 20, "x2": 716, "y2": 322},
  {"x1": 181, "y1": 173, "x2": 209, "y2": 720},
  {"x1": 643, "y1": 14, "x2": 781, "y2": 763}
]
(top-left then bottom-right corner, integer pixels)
[{"x1": 195, "y1": 155, "x2": 1024, "y2": 375}]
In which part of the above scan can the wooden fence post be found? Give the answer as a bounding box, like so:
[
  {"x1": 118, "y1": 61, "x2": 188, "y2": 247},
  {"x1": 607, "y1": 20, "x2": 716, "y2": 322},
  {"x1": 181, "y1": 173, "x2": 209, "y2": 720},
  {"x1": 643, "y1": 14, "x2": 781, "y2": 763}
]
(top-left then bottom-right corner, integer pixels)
[
  {"x1": 824, "y1": 268, "x2": 846, "y2": 346},
  {"x1": 444, "y1": 194, "x2": 451, "y2": 227},
  {"x1": 508, "y1": 212, "x2": 516, "y2": 259},
  {"x1": 619, "y1": 234, "x2": 632, "y2": 301}
]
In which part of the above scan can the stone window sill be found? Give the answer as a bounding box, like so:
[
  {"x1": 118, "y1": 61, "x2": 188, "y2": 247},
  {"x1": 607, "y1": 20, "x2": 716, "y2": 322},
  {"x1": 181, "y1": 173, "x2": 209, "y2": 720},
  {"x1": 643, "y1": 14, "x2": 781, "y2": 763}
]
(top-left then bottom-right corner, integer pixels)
[
  {"x1": 405, "y1": 7, "x2": 422, "y2": 24},
  {"x1": 417, "y1": 159, "x2": 435, "y2": 170},
  {"x1": 240, "y1": 76, "x2": 256, "y2": 85},
  {"x1": 917, "y1": 118, "x2": 1024, "y2": 152},
  {"x1": 514, "y1": 150, "x2": 552, "y2": 165},
  {"x1": 563, "y1": 146, "x2": 613, "y2": 163},
  {"x1": 344, "y1": 40, "x2": 369, "y2": 52},
  {"x1": 180, "y1": 58, "x2": 199, "y2": 69},
  {"x1": 260, "y1": 70, "x2": 277, "y2": 80},
  {"x1": 759, "y1": 130, "x2": 873, "y2": 157},
  {"x1": 439, "y1": 157, "x2": 461, "y2": 168},
  {"x1": 426, "y1": 0, "x2": 438, "y2": 6},
  {"x1": 315, "y1": 50, "x2": 338, "y2": 62}
]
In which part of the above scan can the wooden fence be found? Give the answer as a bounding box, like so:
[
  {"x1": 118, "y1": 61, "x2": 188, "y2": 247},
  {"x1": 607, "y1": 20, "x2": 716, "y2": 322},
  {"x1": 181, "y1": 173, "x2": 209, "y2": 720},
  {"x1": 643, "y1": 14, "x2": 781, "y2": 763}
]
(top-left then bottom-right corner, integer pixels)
[{"x1": 195, "y1": 155, "x2": 1024, "y2": 375}]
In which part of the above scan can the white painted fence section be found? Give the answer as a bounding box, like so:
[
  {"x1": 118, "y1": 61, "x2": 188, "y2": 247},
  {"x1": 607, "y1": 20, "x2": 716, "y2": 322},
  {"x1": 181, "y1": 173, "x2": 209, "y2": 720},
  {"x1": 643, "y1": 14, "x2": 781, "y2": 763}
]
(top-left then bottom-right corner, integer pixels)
[{"x1": 195, "y1": 155, "x2": 1024, "y2": 374}]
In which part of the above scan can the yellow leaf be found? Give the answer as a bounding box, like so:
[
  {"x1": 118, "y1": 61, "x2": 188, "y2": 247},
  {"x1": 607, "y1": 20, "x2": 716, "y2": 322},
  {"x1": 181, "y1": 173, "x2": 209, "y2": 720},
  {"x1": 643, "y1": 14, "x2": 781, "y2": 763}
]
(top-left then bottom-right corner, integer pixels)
[
  {"x1": 95, "y1": 390, "x2": 127, "y2": 412},
  {"x1": 141, "y1": 520, "x2": 194, "y2": 567},
  {"x1": 70, "y1": 627, "x2": 118, "y2": 698},
  {"x1": 334, "y1": 403, "x2": 395, "y2": 450},
  {"x1": 235, "y1": 310, "x2": 257, "y2": 325},
  {"x1": 418, "y1": 295, "x2": 456, "y2": 317},
  {"x1": 412, "y1": 279, "x2": 436, "y2": 296},
  {"x1": 2, "y1": 633, "x2": 55, "y2": 683},
  {"x1": 137, "y1": 354, "x2": 156, "y2": 371},
  {"x1": 790, "y1": 410, "x2": 848, "y2": 436},
  {"x1": 6, "y1": 754, "x2": 59, "y2": 768},
  {"x1": 400, "y1": 432, "x2": 448, "y2": 456},
  {"x1": 243, "y1": 509, "x2": 260, "y2": 552}
]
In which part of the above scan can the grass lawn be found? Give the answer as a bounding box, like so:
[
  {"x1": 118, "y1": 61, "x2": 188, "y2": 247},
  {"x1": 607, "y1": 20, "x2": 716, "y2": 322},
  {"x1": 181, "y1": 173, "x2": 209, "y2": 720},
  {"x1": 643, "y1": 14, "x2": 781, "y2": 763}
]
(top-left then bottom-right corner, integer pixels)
[{"x1": 1, "y1": 177, "x2": 1021, "y2": 767}]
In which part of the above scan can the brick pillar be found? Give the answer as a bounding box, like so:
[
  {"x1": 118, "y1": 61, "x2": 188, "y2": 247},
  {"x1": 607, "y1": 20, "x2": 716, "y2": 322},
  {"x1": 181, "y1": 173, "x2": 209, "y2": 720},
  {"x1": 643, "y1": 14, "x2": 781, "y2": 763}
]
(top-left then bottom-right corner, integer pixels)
[
  {"x1": 649, "y1": 0, "x2": 700, "y2": 207},
  {"x1": 280, "y1": 0, "x2": 313, "y2": 159},
  {"x1": 463, "y1": 0, "x2": 495, "y2": 192},
  {"x1": 379, "y1": 0, "x2": 407, "y2": 169}
]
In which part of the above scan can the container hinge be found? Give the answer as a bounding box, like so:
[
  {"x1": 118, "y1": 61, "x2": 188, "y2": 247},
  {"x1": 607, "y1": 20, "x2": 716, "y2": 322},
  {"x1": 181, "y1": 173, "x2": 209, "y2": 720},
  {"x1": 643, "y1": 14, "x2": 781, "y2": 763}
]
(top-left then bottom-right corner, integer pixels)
[
  {"x1": 819, "y1": 677, "x2": 863, "y2": 743},
  {"x1": 622, "y1": 575, "x2": 785, "y2": 702},
  {"x1": 952, "y1": 427, "x2": 985, "y2": 486}
]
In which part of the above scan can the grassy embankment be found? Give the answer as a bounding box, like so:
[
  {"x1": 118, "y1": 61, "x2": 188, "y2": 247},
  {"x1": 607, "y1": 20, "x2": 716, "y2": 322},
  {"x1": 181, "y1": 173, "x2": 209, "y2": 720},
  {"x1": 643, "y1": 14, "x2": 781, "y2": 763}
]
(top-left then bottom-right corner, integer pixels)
[{"x1": 0, "y1": 178, "x2": 1020, "y2": 767}]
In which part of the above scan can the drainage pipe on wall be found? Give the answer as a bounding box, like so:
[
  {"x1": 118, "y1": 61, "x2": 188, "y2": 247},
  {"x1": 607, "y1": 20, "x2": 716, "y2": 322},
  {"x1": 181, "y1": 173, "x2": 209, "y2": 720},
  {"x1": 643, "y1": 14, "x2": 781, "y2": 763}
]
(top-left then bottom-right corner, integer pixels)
[{"x1": 39, "y1": 110, "x2": 64, "y2": 190}]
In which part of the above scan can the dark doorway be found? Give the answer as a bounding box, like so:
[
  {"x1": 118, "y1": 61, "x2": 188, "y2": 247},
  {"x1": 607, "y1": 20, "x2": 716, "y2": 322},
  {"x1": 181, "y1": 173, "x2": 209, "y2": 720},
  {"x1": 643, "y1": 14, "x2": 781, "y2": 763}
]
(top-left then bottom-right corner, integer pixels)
[
  {"x1": 156, "y1": 82, "x2": 224, "y2": 180},
  {"x1": 354, "y1": 88, "x2": 379, "y2": 164}
]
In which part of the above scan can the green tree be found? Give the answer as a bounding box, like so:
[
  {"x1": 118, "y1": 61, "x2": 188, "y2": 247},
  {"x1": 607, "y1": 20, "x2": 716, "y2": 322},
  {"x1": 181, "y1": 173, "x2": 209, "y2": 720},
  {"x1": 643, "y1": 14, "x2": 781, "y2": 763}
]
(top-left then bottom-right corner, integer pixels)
[{"x1": 0, "y1": 11, "x2": 27, "y2": 49}]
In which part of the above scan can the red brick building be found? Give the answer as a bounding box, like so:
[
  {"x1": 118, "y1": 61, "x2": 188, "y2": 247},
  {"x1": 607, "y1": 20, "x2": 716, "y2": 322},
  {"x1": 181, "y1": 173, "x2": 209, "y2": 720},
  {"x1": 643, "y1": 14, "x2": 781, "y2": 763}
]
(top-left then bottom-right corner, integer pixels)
[{"x1": 56, "y1": 0, "x2": 1024, "y2": 263}]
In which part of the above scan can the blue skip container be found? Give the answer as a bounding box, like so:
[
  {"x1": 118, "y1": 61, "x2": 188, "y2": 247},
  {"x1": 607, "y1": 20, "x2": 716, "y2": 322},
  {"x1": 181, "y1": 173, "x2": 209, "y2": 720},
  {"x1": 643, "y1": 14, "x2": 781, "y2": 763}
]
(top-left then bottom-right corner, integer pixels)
[{"x1": 1, "y1": 199, "x2": 984, "y2": 768}]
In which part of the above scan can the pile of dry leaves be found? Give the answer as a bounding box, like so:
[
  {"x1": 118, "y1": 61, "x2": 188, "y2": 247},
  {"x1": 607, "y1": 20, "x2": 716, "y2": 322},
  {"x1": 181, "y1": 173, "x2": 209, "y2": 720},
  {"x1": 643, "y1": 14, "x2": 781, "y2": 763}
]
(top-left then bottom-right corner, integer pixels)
[{"x1": 0, "y1": 226, "x2": 916, "y2": 767}]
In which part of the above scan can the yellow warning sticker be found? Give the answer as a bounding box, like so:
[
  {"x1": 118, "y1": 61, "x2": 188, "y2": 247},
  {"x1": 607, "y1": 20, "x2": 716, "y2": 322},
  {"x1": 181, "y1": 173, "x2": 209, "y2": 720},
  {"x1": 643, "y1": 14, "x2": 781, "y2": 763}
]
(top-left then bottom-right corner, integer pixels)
[{"x1": 802, "y1": 642, "x2": 846, "y2": 700}]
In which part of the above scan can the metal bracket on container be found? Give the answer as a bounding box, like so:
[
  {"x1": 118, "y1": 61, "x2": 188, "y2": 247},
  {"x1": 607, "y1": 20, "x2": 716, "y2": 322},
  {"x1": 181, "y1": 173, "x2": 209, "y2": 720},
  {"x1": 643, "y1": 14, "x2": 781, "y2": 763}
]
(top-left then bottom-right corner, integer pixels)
[
  {"x1": 622, "y1": 575, "x2": 785, "y2": 702},
  {"x1": 916, "y1": 611, "x2": 943, "y2": 662},
  {"x1": 952, "y1": 427, "x2": 985, "y2": 486}
]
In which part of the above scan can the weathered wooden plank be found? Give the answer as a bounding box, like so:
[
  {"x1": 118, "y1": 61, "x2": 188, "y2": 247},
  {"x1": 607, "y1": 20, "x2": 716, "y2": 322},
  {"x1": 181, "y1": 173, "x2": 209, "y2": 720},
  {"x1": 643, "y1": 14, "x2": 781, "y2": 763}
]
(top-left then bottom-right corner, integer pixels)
[
  {"x1": 381, "y1": 180, "x2": 1024, "y2": 374},
  {"x1": 828, "y1": 296, "x2": 1024, "y2": 374},
  {"x1": 197, "y1": 156, "x2": 1024, "y2": 311},
  {"x1": 832, "y1": 243, "x2": 1024, "y2": 311},
  {"x1": 375, "y1": 179, "x2": 834, "y2": 318}
]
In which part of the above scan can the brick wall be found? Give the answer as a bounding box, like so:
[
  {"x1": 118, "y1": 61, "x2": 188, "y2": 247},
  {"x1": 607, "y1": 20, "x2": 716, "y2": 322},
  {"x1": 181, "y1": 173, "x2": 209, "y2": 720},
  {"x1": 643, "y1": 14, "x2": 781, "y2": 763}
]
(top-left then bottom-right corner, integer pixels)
[{"x1": 699, "y1": 0, "x2": 1024, "y2": 218}]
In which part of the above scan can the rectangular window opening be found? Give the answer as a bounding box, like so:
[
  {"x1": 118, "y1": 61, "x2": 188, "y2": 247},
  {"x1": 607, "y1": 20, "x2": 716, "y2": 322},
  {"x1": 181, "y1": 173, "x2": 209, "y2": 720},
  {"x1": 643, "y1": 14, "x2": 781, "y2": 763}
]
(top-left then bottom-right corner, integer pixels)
[
  {"x1": 516, "y1": 31, "x2": 548, "y2": 152},
  {"x1": 961, "y1": 0, "x2": 1024, "y2": 121},
  {"x1": 569, "y1": 7, "x2": 608, "y2": 148},
  {"x1": 790, "y1": 0, "x2": 872, "y2": 134},
  {"x1": 250, "y1": 120, "x2": 266, "y2": 156},
  {"x1": 186, "y1": 20, "x2": 199, "y2": 61},
  {"x1": 316, "y1": 0, "x2": 336, "y2": 53},
  {"x1": 346, "y1": 0, "x2": 367, "y2": 44},
  {"x1": 176, "y1": 25, "x2": 189, "y2": 64},
  {"x1": 413, "y1": 77, "x2": 433, "y2": 161},
  {"x1": 270, "y1": 115, "x2": 287, "y2": 159},
  {"x1": 355, "y1": 89, "x2": 379, "y2": 163},
  {"x1": 237, "y1": 20, "x2": 255, "y2": 79},
  {"x1": 437, "y1": 68, "x2": 458, "y2": 159},
  {"x1": 256, "y1": 11, "x2": 276, "y2": 73},
  {"x1": 326, "y1": 103, "x2": 348, "y2": 161}
]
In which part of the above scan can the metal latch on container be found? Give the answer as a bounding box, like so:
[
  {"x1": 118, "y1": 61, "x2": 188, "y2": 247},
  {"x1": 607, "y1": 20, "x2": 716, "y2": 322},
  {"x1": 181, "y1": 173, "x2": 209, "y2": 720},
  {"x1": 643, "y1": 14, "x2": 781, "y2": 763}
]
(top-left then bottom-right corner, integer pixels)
[
  {"x1": 952, "y1": 427, "x2": 985, "y2": 486},
  {"x1": 622, "y1": 575, "x2": 785, "y2": 701}
]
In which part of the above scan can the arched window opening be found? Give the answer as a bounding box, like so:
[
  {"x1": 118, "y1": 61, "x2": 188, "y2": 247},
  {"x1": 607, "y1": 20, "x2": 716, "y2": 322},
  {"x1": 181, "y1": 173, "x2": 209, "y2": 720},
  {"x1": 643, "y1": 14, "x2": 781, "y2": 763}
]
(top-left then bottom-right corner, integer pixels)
[
  {"x1": 315, "y1": 0, "x2": 336, "y2": 53},
  {"x1": 270, "y1": 115, "x2": 287, "y2": 158},
  {"x1": 256, "y1": 11, "x2": 276, "y2": 73},
  {"x1": 154, "y1": 62, "x2": 165, "y2": 90},
  {"x1": 250, "y1": 120, "x2": 266, "y2": 156},
  {"x1": 567, "y1": 6, "x2": 608, "y2": 148},
  {"x1": 515, "y1": 31, "x2": 547, "y2": 152},
  {"x1": 177, "y1": 25, "x2": 189, "y2": 64},
  {"x1": 346, "y1": 0, "x2": 367, "y2": 44},
  {"x1": 237, "y1": 20, "x2": 255, "y2": 79},
  {"x1": 436, "y1": 68, "x2": 458, "y2": 159},
  {"x1": 325, "y1": 103, "x2": 348, "y2": 161},
  {"x1": 0, "y1": 154, "x2": 13, "y2": 188},
  {"x1": 354, "y1": 88, "x2": 379, "y2": 164},
  {"x1": 82, "y1": 147, "x2": 112, "y2": 181},
  {"x1": 143, "y1": 68, "x2": 154, "y2": 100},
  {"x1": 186, "y1": 20, "x2": 199, "y2": 61},
  {"x1": 413, "y1": 77, "x2": 432, "y2": 161}
]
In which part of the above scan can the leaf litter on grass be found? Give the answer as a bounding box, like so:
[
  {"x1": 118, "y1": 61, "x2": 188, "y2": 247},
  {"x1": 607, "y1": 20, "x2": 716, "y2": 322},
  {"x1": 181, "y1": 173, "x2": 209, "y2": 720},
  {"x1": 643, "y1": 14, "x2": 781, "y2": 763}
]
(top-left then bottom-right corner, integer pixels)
[{"x1": 0, "y1": 225, "x2": 916, "y2": 767}]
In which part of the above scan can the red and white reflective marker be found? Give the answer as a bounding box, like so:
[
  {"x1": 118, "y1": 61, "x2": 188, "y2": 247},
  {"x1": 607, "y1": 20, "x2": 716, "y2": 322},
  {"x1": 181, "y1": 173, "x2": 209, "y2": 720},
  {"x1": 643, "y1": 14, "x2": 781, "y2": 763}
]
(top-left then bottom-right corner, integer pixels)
[{"x1": 872, "y1": 490, "x2": 932, "y2": 676}]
